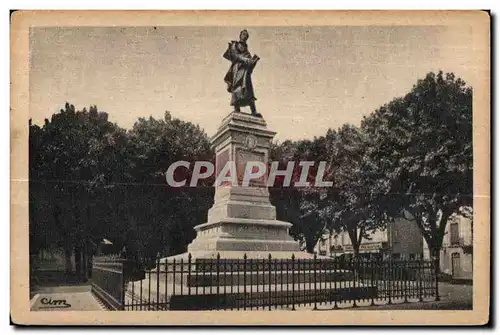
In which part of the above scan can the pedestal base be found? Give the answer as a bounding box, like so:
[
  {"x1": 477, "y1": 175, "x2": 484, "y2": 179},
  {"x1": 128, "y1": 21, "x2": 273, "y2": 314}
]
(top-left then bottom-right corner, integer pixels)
[
  {"x1": 186, "y1": 185, "x2": 303, "y2": 257},
  {"x1": 187, "y1": 217, "x2": 302, "y2": 254},
  {"x1": 125, "y1": 270, "x2": 378, "y2": 310}
]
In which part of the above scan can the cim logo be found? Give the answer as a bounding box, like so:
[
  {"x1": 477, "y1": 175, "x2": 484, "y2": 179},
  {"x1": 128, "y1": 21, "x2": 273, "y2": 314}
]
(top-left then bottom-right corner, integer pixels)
[{"x1": 39, "y1": 297, "x2": 72, "y2": 309}]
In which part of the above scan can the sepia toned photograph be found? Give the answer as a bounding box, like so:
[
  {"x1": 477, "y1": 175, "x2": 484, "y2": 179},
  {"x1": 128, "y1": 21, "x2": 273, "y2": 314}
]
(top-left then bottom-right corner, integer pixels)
[{"x1": 10, "y1": 10, "x2": 490, "y2": 325}]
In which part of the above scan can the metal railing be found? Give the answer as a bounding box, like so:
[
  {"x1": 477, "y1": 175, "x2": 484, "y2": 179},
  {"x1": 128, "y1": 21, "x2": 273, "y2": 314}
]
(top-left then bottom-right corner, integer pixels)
[
  {"x1": 117, "y1": 254, "x2": 438, "y2": 311},
  {"x1": 91, "y1": 255, "x2": 127, "y2": 310}
]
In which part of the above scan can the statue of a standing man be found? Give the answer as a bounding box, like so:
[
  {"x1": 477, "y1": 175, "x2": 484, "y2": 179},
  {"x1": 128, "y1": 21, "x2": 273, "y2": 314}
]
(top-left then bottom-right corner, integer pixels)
[{"x1": 223, "y1": 30, "x2": 261, "y2": 117}]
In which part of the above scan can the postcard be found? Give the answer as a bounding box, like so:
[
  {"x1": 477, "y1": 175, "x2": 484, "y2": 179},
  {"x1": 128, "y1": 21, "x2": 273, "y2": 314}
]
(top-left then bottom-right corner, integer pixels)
[{"x1": 10, "y1": 10, "x2": 490, "y2": 325}]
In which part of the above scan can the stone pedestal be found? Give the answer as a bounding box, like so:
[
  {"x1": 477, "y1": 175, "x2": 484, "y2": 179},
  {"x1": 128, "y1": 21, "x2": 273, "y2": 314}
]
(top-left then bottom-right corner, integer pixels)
[
  {"x1": 169, "y1": 112, "x2": 310, "y2": 261},
  {"x1": 128, "y1": 113, "x2": 376, "y2": 310}
]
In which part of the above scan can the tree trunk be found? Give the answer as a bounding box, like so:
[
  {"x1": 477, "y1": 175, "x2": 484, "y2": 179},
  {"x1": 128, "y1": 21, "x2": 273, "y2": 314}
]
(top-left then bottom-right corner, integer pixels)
[
  {"x1": 432, "y1": 209, "x2": 452, "y2": 276},
  {"x1": 305, "y1": 236, "x2": 316, "y2": 254},
  {"x1": 74, "y1": 244, "x2": 82, "y2": 280},
  {"x1": 352, "y1": 242, "x2": 360, "y2": 258},
  {"x1": 410, "y1": 209, "x2": 448, "y2": 276},
  {"x1": 82, "y1": 238, "x2": 88, "y2": 282},
  {"x1": 430, "y1": 243, "x2": 441, "y2": 277},
  {"x1": 347, "y1": 227, "x2": 360, "y2": 258},
  {"x1": 64, "y1": 244, "x2": 73, "y2": 275}
]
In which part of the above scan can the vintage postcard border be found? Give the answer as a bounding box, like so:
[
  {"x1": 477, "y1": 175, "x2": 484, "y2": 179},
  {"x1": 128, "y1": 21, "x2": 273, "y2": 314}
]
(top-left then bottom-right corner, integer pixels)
[{"x1": 10, "y1": 10, "x2": 490, "y2": 325}]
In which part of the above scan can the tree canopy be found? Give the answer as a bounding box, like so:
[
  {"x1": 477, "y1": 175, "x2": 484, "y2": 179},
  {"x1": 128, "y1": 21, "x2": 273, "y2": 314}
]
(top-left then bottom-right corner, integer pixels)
[
  {"x1": 270, "y1": 71, "x2": 472, "y2": 259},
  {"x1": 361, "y1": 71, "x2": 473, "y2": 263},
  {"x1": 30, "y1": 71, "x2": 473, "y2": 275},
  {"x1": 30, "y1": 105, "x2": 214, "y2": 277}
]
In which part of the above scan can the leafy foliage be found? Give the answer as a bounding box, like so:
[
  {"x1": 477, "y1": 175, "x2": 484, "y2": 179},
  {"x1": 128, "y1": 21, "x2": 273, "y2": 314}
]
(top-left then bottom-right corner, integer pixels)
[
  {"x1": 30, "y1": 70, "x2": 473, "y2": 273},
  {"x1": 320, "y1": 125, "x2": 389, "y2": 255},
  {"x1": 361, "y1": 71, "x2": 473, "y2": 263},
  {"x1": 30, "y1": 105, "x2": 213, "y2": 276},
  {"x1": 269, "y1": 139, "x2": 330, "y2": 253},
  {"x1": 270, "y1": 71, "x2": 472, "y2": 259}
]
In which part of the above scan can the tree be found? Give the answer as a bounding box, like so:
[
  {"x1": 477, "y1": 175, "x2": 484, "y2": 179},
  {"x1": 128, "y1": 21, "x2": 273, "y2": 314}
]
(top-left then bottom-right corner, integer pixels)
[
  {"x1": 320, "y1": 125, "x2": 388, "y2": 257},
  {"x1": 361, "y1": 71, "x2": 473, "y2": 271},
  {"x1": 269, "y1": 138, "x2": 331, "y2": 253},
  {"x1": 271, "y1": 186, "x2": 327, "y2": 253},
  {"x1": 29, "y1": 103, "x2": 130, "y2": 277},
  {"x1": 30, "y1": 105, "x2": 216, "y2": 280},
  {"x1": 125, "y1": 111, "x2": 213, "y2": 258}
]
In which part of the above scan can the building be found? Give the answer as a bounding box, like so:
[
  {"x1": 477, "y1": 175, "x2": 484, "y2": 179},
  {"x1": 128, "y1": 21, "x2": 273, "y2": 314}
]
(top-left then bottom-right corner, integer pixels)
[
  {"x1": 314, "y1": 216, "x2": 423, "y2": 259},
  {"x1": 423, "y1": 214, "x2": 473, "y2": 280}
]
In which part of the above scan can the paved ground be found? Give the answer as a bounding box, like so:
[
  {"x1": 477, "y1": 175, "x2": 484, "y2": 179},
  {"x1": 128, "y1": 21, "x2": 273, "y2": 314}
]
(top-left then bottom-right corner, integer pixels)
[
  {"x1": 30, "y1": 285, "x2": 105, "y2": 311},
  {"x1": 308, "y1": 282, "x2": 472, "y2": 310},
  {"x1": 30, "y1": 281, "x2": 471, "y2": 311},
  {"x1": 242, "y1": 282, "x2": 472, "y2": 311}
]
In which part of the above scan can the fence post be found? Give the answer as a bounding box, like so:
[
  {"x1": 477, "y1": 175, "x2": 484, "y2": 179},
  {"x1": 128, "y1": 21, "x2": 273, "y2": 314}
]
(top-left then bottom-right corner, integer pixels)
[
  {"x1": 230, "y1": 256, "x2": 234, "y2": 310},
  {"x1": 202, "y1": 259, "x2": 206, "y2": 296},
  {"x1": 370, "y1": 257, "x2": 375, "y2": 306},
  {"x1": 188, "y1": 253, "x2": 192, "y2": 296},
  {"x1": 172, "y1": 258, "x2": 176, "y2": 297},
  {"x1": 434, "y1": 258, "x2": 440, "y2": 301},
  {"x1": 120, "y1": 261, "x2": 125, "y2": 310},
  {"x1": 268, "y1": 254, "x2": 272, "y2": 311},
  {"x1": 418, "y1": 256, "x2": 423, "y2": 302},
  {"x1": 333, "y1": 257, "x2": 338, "y2": 309},
  {"x1": 131, "y1": 271, "x2": 135, "y2": 310},
  {"x1": 139, "y1": 270, "x2": 143, "y2": 311},
  {"x1": 291, "y1": 254, "x2": 296, "y2": 311},
  {"x1": 164, "y1": 259, "x2": 168, "y2": 310},
  {"x1": 387, "y1": 257, "x2": 392, "y2": 305},
  {"x1": 313, "y1": 253, "x2": 318, "y2": 310},
  {"x1": 223, "y1": 256, "x2": 227, "y2": 310},
  {"x1": 243, "y1": 253, "x2": 247, "y2": 311},
  {"x1": 215, "y1": 253, "x2": 220, "y2": 310},
  {"x1": 352, "y1": 256, "x2": 357, "y2": 308},
  {"x1": 180, "y1": 257, "x2": 185, "y2": 309},
  {"x1": 249, "y1": 257, "x2": 253, "y2": 310},
  {"x1": 156, "y1": 253, "x2": 160, "y2": 310},
  {"x1": 280, "y1": 258, "x2": 284, "y2": 309},
  {"x1": 274, "y1": 257, "x2": 278, "y2": 310},
  {"x1": 147, "y1": 262, "x2": 151, "y2": 310}
]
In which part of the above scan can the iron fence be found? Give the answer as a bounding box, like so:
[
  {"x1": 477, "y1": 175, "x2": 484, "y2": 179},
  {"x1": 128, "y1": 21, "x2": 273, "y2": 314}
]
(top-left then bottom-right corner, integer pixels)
[
  {"x1": 91, "y1": 255, "x2": 126, "y2": 310},
  {"x1": 114, "y1": 254, "x2": 438, "y2": 311}
]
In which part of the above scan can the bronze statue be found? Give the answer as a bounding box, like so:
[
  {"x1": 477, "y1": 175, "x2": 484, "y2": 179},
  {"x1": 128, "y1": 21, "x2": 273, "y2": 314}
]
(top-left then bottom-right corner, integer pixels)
[{"x1": 223, "y1": 30, "x2": 261, "y2": 117}]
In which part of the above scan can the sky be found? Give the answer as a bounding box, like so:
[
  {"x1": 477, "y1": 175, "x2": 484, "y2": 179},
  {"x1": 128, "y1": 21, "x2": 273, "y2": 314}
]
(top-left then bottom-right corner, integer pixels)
[{"x1": 29, "y1": 25, "x2": 475, "y2": 141}]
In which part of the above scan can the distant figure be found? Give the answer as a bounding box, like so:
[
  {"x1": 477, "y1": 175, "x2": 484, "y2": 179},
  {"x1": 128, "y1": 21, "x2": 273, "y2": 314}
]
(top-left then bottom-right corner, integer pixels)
[{"x1": 223, "y1": 29, "x2": 261, "y2": 117}]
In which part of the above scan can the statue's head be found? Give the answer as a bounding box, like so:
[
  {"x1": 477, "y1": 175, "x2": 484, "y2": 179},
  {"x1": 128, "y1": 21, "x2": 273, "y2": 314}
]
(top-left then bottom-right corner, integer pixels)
[{"x1": 239, "y1": 29, "x2": 249, "y2": 42}]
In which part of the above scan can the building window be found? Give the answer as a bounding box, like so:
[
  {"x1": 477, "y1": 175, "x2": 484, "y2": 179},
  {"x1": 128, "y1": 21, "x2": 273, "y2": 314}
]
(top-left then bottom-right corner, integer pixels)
[
  {"x1": 409, "y1": 253, "x2": 415, "y2": 260},
  {"x1": 450, "y1": 222, "x2": 459, "y2": 245},
  {"x1": 392, "y1": 253, "x2": 401, "y2": 260}
]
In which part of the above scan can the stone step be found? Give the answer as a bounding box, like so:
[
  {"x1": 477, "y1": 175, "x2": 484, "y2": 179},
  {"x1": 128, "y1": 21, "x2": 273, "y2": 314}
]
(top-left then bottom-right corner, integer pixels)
[
  {"x1": 185, "y1": 270, "x2": 353, "y2": 287},
  {"x1": 155, "y1": 259, "x2": 351, "y2": 273},
  {"x1": 124, "y1": 282, "x2": 377, "y2": 310},
  {"x1": 144, "y1": 269, "x2": 354, "y2": 287},
  {"x1": 169, "y1": 286, "x2": 377, "y2": 310}
]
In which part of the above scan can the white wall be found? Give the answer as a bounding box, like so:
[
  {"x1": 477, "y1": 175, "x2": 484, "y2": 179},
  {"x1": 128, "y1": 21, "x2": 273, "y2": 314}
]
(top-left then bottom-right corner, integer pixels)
[{"x1": 390, "y1": 217, "x2": 423, "y2": 257}]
